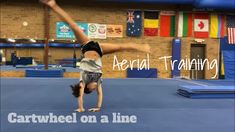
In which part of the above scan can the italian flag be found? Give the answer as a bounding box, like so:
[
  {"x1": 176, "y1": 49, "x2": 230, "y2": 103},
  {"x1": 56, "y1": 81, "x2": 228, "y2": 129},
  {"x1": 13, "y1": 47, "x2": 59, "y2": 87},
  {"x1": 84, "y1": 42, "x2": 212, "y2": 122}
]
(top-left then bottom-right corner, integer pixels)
[
  {"x1": 194, "y1": 13, "x2": 209, "y2": 38},
  {"x1": 177, "y1": 12, "x2": 192, "y2": 37},
  {"x1": 160, "y1": 11, "x2": 176, "y2": 37}
]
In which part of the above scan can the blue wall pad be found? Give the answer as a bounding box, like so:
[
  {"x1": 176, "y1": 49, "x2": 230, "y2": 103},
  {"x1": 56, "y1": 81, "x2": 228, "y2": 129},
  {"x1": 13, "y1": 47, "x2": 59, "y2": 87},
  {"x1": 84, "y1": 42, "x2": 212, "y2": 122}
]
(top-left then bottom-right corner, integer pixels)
[
  {"x1": 220, "y1": 37, "x2": 235, "y2": 79},
  {"x1": 178, "y1": 85, "x2": 235, "y2": 99},
  {"x1": 220, "y1": 37, "x2": 235, "y2": 51},
  {"x1": 127, "y1": 68, "x2": 157, "y2": 78},
  {"x1": 171, "y1": 38, "x2": 181, "y2": 77},
  {"x1": 25, "y1": 69, "x2": 64, "y2": 77},
  {"x1": 223, "y1": 51, "x2": 235, "y2": 79}
]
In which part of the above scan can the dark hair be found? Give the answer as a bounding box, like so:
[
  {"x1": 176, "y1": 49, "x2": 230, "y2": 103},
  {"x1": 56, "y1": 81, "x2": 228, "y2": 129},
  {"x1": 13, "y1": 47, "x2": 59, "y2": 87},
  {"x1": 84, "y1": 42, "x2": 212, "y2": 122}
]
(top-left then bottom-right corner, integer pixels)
[
  {"x1": 70, "y1": 83, "x2": 92, "y2": 98},
  {"x1": 84, "y1": 85, "x2": 93, "y2": 94}
]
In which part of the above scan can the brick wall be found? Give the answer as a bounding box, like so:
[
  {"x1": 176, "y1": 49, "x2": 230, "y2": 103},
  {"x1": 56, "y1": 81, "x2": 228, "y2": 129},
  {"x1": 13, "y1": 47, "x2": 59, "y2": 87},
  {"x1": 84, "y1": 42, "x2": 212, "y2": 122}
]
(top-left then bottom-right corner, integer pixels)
[{"x1": 0, "y1": 0, "x2": 220, "y2": 79}]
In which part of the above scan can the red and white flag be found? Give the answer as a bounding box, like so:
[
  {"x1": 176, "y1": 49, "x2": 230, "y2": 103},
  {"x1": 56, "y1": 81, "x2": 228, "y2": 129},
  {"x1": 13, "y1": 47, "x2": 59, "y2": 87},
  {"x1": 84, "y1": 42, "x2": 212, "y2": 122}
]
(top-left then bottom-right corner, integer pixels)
[
  {"x1": 194, "y1": 13, "x2": 209, "y2": 38},
  {"x1": 226, "y1": 15, "x2": 235, "y2": 44}
]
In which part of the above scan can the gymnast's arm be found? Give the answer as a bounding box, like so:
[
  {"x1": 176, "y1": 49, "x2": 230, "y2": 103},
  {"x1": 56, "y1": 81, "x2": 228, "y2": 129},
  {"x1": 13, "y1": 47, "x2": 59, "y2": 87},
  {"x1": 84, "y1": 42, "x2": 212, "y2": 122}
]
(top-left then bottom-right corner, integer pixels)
[
  {"x1": 88, "y1": 85, "x2": 103, "y2": 112},
  {"x1": 76, "y1": 84, "x2": 85, "y2": 112},
  {"x1": 96, "y1": 85, "x2": 103, "y2": 109},
  {"x1": 40, "y1": 0, "x2": 89, "y2": 45}
]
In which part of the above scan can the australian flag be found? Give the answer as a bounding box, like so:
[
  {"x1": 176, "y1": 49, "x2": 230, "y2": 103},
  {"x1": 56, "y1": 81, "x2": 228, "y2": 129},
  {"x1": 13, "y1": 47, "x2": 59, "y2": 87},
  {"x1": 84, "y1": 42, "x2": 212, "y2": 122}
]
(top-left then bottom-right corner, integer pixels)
[{"x1": 126, "y1": 10, "x2": 142, "y2": 37}]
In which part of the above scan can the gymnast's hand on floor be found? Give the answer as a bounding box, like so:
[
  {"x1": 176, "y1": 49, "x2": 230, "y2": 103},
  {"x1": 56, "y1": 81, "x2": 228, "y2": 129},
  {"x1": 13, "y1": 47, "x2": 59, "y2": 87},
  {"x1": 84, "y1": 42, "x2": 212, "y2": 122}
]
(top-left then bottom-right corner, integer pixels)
[
  {"x1": 40, "y1": 0, "x2": 57, "y2": 8},
  {"x1": 74, "y1": 108, "x2": 85, "y2": 113},
  {"x1": 88, "y1": 108, "x2": 101, "y2": 112}
]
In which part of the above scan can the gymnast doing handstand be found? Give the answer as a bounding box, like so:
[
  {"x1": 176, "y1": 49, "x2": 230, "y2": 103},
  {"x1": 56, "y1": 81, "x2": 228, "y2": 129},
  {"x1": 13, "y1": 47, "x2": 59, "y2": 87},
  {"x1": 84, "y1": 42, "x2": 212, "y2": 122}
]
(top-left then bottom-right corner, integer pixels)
[{"x1": 41, "y1": 0, "x2": 150, "y2": 112}]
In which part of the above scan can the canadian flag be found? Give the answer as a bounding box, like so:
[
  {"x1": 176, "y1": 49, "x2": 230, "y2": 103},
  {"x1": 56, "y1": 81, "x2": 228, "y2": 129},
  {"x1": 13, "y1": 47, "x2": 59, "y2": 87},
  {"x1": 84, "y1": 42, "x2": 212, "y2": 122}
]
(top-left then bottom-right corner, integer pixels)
[{"x1": 194, "y1": 13, "x2": 209, "y2": 38}]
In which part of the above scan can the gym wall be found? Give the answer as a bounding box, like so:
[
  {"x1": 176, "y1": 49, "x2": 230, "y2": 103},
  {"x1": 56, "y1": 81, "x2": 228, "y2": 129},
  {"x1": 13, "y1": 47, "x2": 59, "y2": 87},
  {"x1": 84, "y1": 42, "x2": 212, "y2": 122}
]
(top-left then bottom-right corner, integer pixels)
[{"x1": 0, "y1": 0, "x2": 219, "y2": 79}]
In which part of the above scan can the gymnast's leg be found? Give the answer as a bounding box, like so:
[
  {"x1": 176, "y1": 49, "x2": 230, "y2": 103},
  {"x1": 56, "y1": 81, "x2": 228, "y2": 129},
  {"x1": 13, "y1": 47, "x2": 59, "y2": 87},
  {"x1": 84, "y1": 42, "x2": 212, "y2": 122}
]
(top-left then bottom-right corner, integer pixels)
[
  {"x1": 40, "y1": 0, "x2": 89, "y2": 45},
  {"x1": 100, "y1": 43, "x2": 151, "y2": 55}
]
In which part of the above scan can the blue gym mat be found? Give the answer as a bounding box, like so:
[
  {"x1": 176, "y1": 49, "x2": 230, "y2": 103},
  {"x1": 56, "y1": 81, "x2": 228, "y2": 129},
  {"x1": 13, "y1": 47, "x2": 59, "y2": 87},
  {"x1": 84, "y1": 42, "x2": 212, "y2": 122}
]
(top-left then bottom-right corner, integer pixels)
[
  {"x1": 178, "y1": 85, "x2": 235, "y2": 93},
  {"x1": 178, "y1": 92, "x2": 235, "y2": 98},
  {"x1": 177, "y1": 80, "x2": 235, "y2": 98},
  {"x1": 1, "y1": 78, "x2": 235, "y2": 132}
]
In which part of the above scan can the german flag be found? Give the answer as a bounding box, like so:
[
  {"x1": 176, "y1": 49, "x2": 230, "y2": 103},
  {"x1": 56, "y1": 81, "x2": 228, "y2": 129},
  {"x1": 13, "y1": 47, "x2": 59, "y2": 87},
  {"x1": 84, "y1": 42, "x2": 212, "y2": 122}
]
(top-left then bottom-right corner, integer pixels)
[{"x1": 144, "y1": 11, "x2": 159, "y2": 36}]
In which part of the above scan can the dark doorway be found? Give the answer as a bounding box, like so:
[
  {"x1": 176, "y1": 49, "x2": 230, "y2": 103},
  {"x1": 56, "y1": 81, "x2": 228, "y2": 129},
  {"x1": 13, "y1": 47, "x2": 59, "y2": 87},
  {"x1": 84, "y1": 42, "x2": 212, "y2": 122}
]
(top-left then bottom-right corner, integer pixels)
[{"x1": 190, "y1": 44, "x2": 206, "y2": 79}]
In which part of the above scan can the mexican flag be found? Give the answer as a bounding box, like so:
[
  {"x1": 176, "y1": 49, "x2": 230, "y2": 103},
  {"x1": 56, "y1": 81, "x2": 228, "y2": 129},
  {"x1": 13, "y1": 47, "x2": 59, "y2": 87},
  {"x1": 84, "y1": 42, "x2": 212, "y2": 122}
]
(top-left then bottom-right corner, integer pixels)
[
  {"x1": 194, "y1": 13, "x2": 209, "y2": 38},
  {"x1": 177, "y1": 12, "x2": 192, "y2": 37},
  {"x1": 160, "y1": 11, "x2": 176, "y2": 37}
]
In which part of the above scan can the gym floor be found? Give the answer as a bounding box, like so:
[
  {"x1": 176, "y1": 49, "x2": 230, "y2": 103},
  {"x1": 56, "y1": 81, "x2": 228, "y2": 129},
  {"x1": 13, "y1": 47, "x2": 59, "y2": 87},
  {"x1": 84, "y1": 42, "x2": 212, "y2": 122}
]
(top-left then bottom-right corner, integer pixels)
[{"x1": 1, "y1": 78, "x2": 234, "y2": 132}]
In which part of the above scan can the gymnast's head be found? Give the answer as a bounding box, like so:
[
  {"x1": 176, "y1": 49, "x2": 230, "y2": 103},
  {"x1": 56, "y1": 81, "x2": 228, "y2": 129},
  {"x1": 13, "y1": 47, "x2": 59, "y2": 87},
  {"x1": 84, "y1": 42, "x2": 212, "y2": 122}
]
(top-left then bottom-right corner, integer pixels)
[
  {"x1": 85, "y1": 82, "x2": 98, "y2": 93},
  {"x1": 71, "y1": 72, "x2": 102, "y2": 97},
  {"x1": 71, "y1": 81, "x2": 98, "y2": 97}
]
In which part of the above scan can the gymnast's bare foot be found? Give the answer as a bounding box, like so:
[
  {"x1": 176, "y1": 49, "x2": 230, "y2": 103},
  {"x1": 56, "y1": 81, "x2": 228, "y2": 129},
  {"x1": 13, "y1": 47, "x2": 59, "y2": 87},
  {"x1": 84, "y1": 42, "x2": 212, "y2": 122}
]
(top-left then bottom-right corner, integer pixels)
[{"x1": 74, "y1": 108, "x2": 85, "y2": 112}]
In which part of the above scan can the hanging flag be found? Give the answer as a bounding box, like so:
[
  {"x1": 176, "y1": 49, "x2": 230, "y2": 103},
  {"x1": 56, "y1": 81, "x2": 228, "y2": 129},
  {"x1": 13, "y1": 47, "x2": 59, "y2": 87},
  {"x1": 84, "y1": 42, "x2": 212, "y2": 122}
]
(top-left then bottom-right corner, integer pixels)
[
  {"x1": 177, "y1": 12, "x2": 192, "y2": 37},
  {"x1": 126, "y1": 10, "x2": 142, "y2": 37},
  {"x1": 209, "y1": 14, "x2": 225, "y2": 38},
  {"x1": 226, "y1": 15, "x2": 235, "y2": 44},
  {"x1": 144, "y1": 11, "x2": 159, "y2": 36},
  {"x1": 194, "y1": 13, "x2": 209, "y2": 38},
  {"x1": 107, "y1": 25, "x2": 123, "y2": 38},
  {"x1": 160, "y1": 11, "x2": 176, "y2": 37}
]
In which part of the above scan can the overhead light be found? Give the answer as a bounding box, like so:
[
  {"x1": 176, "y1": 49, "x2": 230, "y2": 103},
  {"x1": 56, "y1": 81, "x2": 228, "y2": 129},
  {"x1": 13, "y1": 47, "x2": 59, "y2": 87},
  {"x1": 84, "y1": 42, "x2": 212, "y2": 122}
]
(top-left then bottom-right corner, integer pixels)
[
  {"x1": 23, "y1": 21, "x2": 28, "y2": 26},
  {"x1": 0, "y1": 49, "x2": 3, "y2": 54},
  {"x1": 194, "y1": 39, "x2": 205, "y2": 43},
  {"x1": 7, "y1": 38, "x2": 16, "y2": 43},
  {"x1": 29, "y1": 38, "x2": 36, "y2": 43}
]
